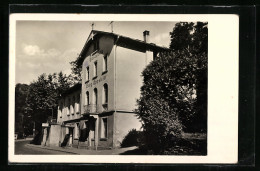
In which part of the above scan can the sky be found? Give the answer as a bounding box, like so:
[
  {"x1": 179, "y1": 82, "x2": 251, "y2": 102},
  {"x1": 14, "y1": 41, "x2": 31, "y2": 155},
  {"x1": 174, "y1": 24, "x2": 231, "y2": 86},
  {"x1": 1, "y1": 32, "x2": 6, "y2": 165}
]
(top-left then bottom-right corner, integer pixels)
[{"x1": 15, "y1": 21, "x2": 177, "y2": 84}]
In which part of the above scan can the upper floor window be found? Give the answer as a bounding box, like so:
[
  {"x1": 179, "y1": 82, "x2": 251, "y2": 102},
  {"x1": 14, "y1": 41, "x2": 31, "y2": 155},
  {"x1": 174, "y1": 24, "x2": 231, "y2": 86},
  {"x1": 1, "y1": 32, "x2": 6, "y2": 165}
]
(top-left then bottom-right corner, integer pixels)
[
  {"x1": 67, "y1": 98, "x2": 71, "y2": 115},
  {"x1": 71, "y1": 96, "x2": 75, "y2": 114},
  {"x1": 93, "y1": 88, "x2": 98, "y2": 105},
  {"x1": 93, "y1": 61, "x2": 97, "y2": 78},
  {"x1": 103, "y1": 55, "x2": 108, "y2": 72},
  {"x1": 93, "y1": 88, "x2": 98, "y2": 113},
  {"x1": 86, "y1": 67, "x2": 89, "y2": 81},
  {"x1": 76, "y1": 94, "x2": 80, "y2": 114},
  {"x1": 85, "y1": 91, "x2": 90, "y2": 105},
  {"x1": 102, "y1": 84, "x2": 108, "y2": 111},
  {"x1": 102, "y1": 84, "x2": 108, "y2": 104}
]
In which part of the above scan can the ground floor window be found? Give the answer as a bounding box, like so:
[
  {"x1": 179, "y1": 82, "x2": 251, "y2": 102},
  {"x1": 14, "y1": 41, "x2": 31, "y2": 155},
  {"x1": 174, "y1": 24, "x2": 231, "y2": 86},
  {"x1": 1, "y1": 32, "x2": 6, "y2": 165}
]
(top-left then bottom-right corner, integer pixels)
[{"x1": 100, "y1": 117, "x2": 108, "y2": 139}]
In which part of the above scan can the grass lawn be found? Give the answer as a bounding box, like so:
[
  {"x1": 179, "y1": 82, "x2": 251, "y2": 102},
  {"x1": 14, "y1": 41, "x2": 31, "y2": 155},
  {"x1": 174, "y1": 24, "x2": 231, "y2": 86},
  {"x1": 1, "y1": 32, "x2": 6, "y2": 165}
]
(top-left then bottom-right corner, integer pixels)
[{"x1": 120, "y1": 132, "x2": 207, "y2": 155}]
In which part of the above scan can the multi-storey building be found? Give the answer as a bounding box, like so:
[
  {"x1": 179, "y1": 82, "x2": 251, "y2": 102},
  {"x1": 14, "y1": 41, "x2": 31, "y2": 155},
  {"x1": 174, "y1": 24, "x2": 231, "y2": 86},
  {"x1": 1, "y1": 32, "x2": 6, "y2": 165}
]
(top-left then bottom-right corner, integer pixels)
[{"x1": 42, "y1": 30, "x2": 169, "y2": 149}]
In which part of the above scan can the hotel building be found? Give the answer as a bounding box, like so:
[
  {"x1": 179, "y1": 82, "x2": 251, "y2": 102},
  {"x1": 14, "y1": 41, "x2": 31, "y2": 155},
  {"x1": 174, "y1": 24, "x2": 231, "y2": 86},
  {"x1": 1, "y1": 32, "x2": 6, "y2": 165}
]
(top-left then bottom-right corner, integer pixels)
[{"x1": 41, "y1": 30, "x2": 169, "y2": 149}]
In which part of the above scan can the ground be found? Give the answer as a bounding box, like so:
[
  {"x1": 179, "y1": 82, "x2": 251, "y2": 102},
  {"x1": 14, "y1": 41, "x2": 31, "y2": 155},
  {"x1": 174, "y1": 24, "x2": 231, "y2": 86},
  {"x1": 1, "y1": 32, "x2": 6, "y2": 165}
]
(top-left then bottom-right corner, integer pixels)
[
  {"x1": 15, "y1": 140, "x2": 72, "y2": 155},
  {"x1": 15, "y1": 139, "x2": 138, "y2": 155},
  {"x1": 15, "y1": 132, "x2": 206, "y2": 155},
  {"x1": 121, "y1": 132, "x2": 207, "y2": 155}
]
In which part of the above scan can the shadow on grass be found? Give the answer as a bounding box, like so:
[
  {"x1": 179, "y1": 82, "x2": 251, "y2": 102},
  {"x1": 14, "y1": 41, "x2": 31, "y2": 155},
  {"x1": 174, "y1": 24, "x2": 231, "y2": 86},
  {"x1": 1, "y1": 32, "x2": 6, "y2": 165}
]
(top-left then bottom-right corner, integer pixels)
[
  {"x1": 119, "y1": 138, "x2": 207, "y2": 155},
  {"x1": 163, "y1": 138, "x2": 207, "y2": 155}
]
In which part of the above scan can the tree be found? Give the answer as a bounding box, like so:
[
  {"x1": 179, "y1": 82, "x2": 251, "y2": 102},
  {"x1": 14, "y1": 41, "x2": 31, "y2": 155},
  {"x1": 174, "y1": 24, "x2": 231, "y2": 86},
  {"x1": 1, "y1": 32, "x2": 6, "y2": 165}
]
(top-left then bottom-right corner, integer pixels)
[
  {"x1": 25, "y1": 72, "x2": 74, "y2": 132},
  {"x1": 136, "y1": 22, "x2": 208, "y2": 153},
  {"x1": 70, "y1": 56, "x2": 83, "y2": 82},
  {"x1": 169, "y1": 22, "x2": 194, "y2": 51},
  {"x1": 170, "y1": 22, "x2": 208, "y2": 54},
  {"x1": 170, "y1": 22, "x2": 208, "y2": 132},
  {"x1": 15, "y1": 84, "x2": 30, "y2": 137},
  {"x1": 136, "y1": 51, "x2": 203, "y2": 152}
]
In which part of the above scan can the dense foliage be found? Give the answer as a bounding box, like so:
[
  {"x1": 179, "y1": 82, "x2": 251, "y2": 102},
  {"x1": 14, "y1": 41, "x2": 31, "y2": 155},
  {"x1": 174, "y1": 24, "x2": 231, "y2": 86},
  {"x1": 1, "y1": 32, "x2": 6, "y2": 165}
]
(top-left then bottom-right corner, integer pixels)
[
  {"x1": 70, "y1": 57, "x2": 83, "y2": 82},
  {"x1": 15, "y1": 72, "x2": 74, "y2": 134},
  {"x1": 170, "y1": 22, "x2": 208, "y2": 54},
  {"x1": 26, "y1": 72, "x2": 74, "y2": 131},
  {"x1": 136, "y1": 22, "x2": 207, "y2": 153},
  {"x1": 15, "y1": 84, "x2": 30, "y2": 137},
  {"x1": 121, "y1": 129, "x2": 143, "y2": 148}
]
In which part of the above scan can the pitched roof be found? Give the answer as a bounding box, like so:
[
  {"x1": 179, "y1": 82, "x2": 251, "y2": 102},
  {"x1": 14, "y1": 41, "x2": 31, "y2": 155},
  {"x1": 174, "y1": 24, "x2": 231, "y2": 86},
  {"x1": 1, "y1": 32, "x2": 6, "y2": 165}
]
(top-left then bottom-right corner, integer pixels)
[
  {"x1": 60, "y1": 83, "x2": 81, "y2": 98},
  {"x1": 79, "y1": 30, "x2": 171, "y2": 58}
]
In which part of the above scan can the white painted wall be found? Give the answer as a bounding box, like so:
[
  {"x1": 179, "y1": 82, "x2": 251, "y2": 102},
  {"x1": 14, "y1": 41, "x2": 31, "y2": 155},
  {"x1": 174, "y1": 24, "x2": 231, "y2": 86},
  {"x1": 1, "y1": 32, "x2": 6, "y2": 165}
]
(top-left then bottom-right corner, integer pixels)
[
  {"x1": 57, "y1": 90, "x2": 81, "y2": 123},
  {"x1": 115, "y1": 46, "x2": 147, "y2": 111},
  {"x1": 81, "y1": 35, "x2": 115, "y2": 114},
  {"x1": 113, "y1": 112, "x2": 142, "y2": 147}
]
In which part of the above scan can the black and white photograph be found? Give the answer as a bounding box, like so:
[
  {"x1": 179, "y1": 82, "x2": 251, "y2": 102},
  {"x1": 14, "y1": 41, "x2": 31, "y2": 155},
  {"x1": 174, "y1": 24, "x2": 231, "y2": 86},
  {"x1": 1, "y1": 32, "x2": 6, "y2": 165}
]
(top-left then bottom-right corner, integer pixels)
[{"x1": 9, "y1": 14, "x2": 238, "y2": 163}]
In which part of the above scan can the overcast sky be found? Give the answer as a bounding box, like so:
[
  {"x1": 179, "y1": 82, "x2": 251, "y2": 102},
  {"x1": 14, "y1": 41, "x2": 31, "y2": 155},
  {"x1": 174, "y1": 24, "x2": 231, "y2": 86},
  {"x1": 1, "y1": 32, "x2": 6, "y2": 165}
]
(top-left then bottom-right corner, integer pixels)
[{"x1": 15, "y1": 21, "x2": 177, "y2": 84}]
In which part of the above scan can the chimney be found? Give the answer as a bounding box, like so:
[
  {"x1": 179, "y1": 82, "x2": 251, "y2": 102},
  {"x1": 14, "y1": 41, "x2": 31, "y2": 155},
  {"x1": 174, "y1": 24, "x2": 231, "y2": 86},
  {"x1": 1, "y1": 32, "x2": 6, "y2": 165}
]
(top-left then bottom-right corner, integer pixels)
[
  {"x1": 143, "y1": 30, "x2": 150, "y2": 43},
  {"x1": 143, "y1": 30, "x2": 153, "y2": 65}
]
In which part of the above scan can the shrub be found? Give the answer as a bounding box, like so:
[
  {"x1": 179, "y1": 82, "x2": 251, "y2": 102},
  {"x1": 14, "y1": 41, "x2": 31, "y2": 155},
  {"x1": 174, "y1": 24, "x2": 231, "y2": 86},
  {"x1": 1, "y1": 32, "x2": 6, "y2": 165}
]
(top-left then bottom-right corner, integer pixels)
[
  {"x1": 121, "y1": 129, "x2": 142, "y2": 148},
  {"x1": 30, "y1": 131, "x2": 42, "y2": 145}
]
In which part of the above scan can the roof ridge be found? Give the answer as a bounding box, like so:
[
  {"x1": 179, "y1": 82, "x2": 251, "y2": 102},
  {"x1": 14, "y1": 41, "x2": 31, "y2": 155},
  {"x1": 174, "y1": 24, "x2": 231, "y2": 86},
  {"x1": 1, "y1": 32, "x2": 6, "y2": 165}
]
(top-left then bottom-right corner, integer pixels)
[
  {"x1": 91, "y1": 29, "x2": 169, "y2": 49},
  {"x1": 79, "y1": 29, "x2": 171, "y2": 60}
]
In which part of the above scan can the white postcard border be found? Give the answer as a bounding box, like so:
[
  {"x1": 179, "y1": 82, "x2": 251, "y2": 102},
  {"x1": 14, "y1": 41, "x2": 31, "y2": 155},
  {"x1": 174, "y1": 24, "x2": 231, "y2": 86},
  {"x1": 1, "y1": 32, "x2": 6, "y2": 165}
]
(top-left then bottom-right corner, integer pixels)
[{"x1": 9, "y1": 14, "x2": 238, "y2": 164}]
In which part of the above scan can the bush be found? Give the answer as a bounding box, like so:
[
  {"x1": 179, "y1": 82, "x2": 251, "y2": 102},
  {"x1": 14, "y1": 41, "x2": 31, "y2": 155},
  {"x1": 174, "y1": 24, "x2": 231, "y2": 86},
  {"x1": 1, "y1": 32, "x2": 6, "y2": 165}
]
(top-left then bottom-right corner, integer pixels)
[
  {"x1": 121, "y1": 129, "x2": 142, "y2": 148},
  {"x1": 30, "y1": 131, "x2": 42, "y2": 145},
  {"x1": 17, "y1": 132, "x2": 24, "y2": 139},
  {"x1": 162, "y1": 137, "x2": 207, "y2": 155}
]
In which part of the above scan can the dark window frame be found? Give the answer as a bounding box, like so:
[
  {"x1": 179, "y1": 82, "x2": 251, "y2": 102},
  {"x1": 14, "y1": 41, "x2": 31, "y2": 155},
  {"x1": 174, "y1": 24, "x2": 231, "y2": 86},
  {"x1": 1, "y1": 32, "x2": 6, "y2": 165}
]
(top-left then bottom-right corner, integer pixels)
[
  {"x1": 86, "y1": 66, "x2": 89, "y2": 81},
  {"x1": 86, "y1": 91, "x2": 90, "y2": 105},
  {"x1": 93, "y1": 61, "x2": 97, "y2": 78},
  {"x1": 103, "y1": 84, "x2": 108, "y2": 105}
]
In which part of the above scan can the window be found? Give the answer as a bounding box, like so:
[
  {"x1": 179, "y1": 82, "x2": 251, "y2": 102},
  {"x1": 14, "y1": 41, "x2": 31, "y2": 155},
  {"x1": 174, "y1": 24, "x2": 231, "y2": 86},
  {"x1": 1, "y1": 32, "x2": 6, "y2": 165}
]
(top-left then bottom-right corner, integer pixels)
[
  {"x1": 60, "y1": 103, "x2": 63, "y2": 118},
  {"x1": 85, "y1": 91, "x2": 89, "y2": 105},
  {"x1": 102, "y1": 84, "x2": 108, "y2": 111},
  {"x1": 67, "y1": 98, "x2": 71, "y2": 115},
  {"x1": 86, "y1": 67, "x2": 89, "y2": 81},
  {"x1": 102, "y1": 84, "x2": 108, "y2": 104},
  {"x1": 85, "y1": 92, "x2": 90, "y2": 113},
  {"x1": 75, "y1": 94, "x2": 80, "y2": 114},
  {"x1": 93, "y1": 62, "x2": 97, "y2": 78},
  {"x1": 93, "y1": 88, "x2": 98, "y2": 113},
  {"x1": 93, "y1": 88, "x2": 98, "y2": 105},
  {"x1": 71, "y1": 96, "x2": 75, "y2": 114},
  {"x1": 103, "y1": 55, "x2": 108, "y2": 72},
  {"x1": 100, "y1": 117, "x2": 108, "y2": 139}
]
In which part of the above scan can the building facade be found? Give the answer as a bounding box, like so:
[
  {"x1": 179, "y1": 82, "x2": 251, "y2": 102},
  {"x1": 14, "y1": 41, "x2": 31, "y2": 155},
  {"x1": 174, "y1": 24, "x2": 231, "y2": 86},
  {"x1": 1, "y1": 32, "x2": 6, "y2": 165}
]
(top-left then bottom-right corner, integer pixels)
[{"x1": 42, "y1": 30, "x2": 169, "y2": 149}]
